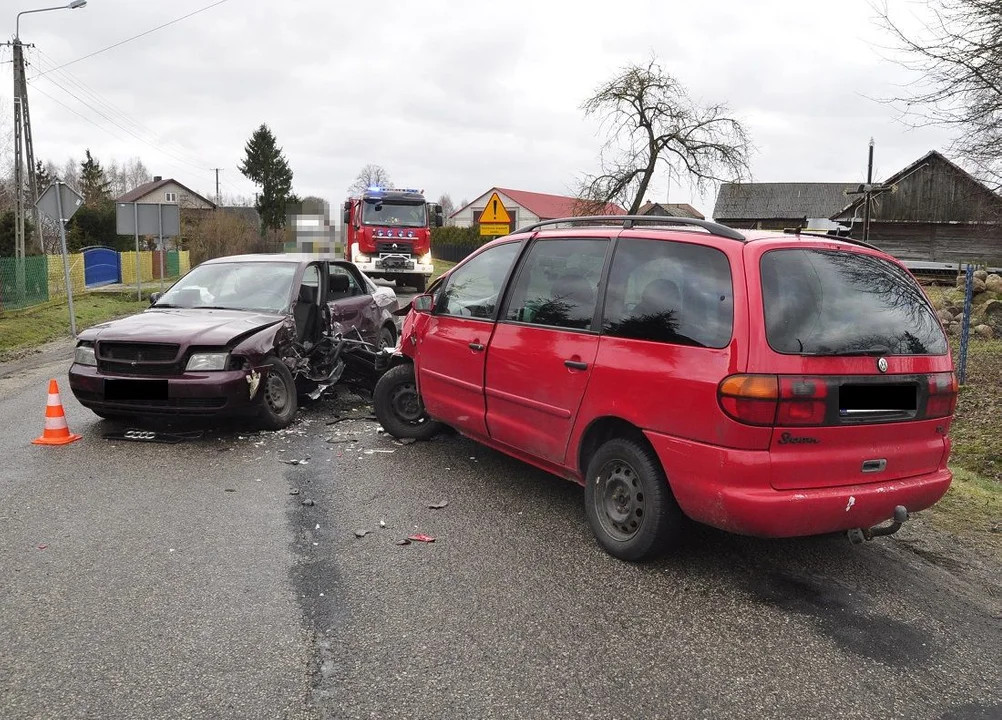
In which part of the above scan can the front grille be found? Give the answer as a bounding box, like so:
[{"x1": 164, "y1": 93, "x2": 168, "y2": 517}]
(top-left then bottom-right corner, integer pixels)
[
  {"x1": 375, "y1": 241, "x2": 414, "y2": 255},
  {"x1": 98, "y1": 342, "x2": 179, "y2": 363},
  {"x1": 98, "y1": 360, "x2": 180, "y2": 377},
  {"x1": 76, "y1": 390, "x2": 226, "y2": 411}
]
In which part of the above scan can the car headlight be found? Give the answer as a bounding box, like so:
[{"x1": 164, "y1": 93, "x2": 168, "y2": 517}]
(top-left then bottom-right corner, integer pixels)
[
  {"x1": 186, "y1": 352, "x2": 229, "y2": 371},
  {"x1": 74, "y1": 343, "x2": 96, "y2": 366},
  {"x1": 419, "y1": 252, "x2": 432, "y2": 265},
  {"x1": 353, "y1": 250, "x2": 370, "y2": 263}
]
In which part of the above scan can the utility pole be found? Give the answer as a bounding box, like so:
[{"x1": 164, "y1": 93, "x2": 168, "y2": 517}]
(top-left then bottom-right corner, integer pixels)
[
  {"x1": 863, "y1": 138, "x2": 874, "y2": 244},
  {"x1": 212, "y1": 167, "x2": 222, "y2": 206}
]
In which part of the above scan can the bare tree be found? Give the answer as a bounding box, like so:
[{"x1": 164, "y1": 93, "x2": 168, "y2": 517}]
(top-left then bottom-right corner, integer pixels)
[
  {"x1": 577, "y1": 55, "x2": 752, "y2": 214},
  {"x1": 875, "y1": 0, "x2": 1002, "y2": 185},
  {"x1": 61, "y1": 157, "x2": 80, "y2": 192},
  {"x1": 124, "y1": 157, "x2": 152, "y2": 190},
  {"x1": 437, "y1": 193, "x2": 456, "y2": 222},
  {"x1": 349, "y1": 164, "x2": 392, "y2": 194}
]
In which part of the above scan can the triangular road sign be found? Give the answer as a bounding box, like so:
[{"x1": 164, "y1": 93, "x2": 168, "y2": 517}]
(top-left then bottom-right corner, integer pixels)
[{"x1": 479, "y1": 192, "x2": 511, "y2": 224}]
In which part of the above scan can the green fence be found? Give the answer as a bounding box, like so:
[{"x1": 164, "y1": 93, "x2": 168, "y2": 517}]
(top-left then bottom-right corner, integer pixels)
[
  {"x1": 0, "y1": 255, "x2": 50, "y2": 312},
  {"x1": 167, "y1": 250, "x2": 180, "y2": 278}
]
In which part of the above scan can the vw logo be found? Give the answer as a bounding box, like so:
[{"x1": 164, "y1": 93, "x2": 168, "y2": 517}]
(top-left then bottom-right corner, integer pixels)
[{"x1": 877, "y1": 357, "x2": 888, "y2": 373}]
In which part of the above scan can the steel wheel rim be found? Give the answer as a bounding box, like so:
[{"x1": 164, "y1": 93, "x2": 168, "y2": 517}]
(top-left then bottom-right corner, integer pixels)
[
  {"x1": 379, "y1": 329, "x2": 394, "y2": 350},
  {"x1": 265, "y1": 372, "x2": 289, "y2": 414},
  {"x1": 594, "y1": 459, "x2": 646, "y2": 541},
  {"x1": 389, "y1": 380, "x2": 425, "y2": 424}
]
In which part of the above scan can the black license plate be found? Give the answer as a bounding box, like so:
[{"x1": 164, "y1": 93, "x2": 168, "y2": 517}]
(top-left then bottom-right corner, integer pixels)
[
  {"x1": 105, "y1": 379, "x2": 168, "y2": 401},
  {"x1": 839, "y1": 383, "x2": 917, "y2": 412}
]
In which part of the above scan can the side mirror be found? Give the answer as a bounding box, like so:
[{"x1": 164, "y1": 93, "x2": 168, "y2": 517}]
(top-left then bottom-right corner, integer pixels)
[
  {"x1": 412, "y1": 294, "x2": 434, "y2": 313},
  {"x1": 434, "y1": 210, "x2": 444, "y2": 228},
  {"x1": 149, "y1": 291, "x2": 163, "y2": 305}
]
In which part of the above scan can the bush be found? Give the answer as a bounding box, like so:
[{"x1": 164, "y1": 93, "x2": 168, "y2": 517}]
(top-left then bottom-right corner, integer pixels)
[{"x1": 431, "y1": 225, "x2": 482, "y2": 247}]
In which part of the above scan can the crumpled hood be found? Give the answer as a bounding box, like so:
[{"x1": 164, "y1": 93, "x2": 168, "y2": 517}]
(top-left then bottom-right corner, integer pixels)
[{"x1": 82, "y1": 308, "x2": 286, "y2": 348}]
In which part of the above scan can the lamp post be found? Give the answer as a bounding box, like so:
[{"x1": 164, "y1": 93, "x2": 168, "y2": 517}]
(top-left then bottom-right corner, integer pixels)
[{"x1": 12, "y1": 0, "x2": 87, "y2": 274}]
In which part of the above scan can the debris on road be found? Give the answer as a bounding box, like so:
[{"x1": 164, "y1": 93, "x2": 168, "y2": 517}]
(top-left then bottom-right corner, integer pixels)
[
  {"x1": 407, "y1": 533, "x2": 435, "y2": 543},
  {"x1": 395, "y1": 538, "x2": 411, "y2": 546},
  {"x1": 281, "y1": 458, "x2": 310, "y2": 465},
  {"x1": 354, "y1": 529, "x2": 371, "y2": 538},
  {"x1": 225, "y1": 488, "x2": 236, "y2": 493},
  {"x1": 301, "y1": 499, "x2": 316, "y2": 507},
  {"x1": 364, "y1": 449, "x2": 394, "y2": 455},
  {"x1": 289, "y1": 489, "x2": 301, "y2": 496},
  {"x1": 37, "y1": 544, "x2": 47, "y2": 550},
  {"x1": 428, "y1": 501, "x2": 449, "y2": 510},
  {"x1": 394, "y1": 438, "x2": 417, "y2": 446},
  {"x1": 379, "y1": 520, "x2": 387, "y2": 528}
]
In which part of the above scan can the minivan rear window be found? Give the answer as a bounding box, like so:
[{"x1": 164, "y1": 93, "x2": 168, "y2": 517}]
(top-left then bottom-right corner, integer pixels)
[{"x1": 760, "y1": 248, "x2": 947, "y2": 356}]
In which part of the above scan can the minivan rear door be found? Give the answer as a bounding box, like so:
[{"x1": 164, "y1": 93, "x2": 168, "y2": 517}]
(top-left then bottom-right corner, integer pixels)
[{"x1": 745, "y1": 241, "x2": 954, "y2": 491}]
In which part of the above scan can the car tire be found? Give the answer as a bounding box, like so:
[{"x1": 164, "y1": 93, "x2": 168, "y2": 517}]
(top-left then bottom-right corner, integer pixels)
[
  {"x1": 373, "y1": 363, "x2": 441, "y2": 440},
  {"x1": 258, "y1": 356, "x2": 298, "y2": 430},
  {"x1": 584, "y1": 437, "x2": 683, "y2": 561},
  {"x1": 412, "y1": 275, "x2": 427, "y2": 293},
  {"x1": 378, "y1": 323, "x2": 396, "y2": 351}
]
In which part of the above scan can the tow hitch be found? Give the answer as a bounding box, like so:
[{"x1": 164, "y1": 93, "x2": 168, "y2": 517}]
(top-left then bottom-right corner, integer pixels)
[{"x1": 847, "y1": 505, "x2": 909, "y2": 545}]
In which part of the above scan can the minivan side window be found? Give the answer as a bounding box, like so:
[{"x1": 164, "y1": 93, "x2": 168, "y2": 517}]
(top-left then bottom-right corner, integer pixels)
[
  {"x1": 435, "y1": 241, "x2": 521, "y2": 319},
  {"x1": 601, "y1": 238, "x2": 733, "y2": 348},
  {"x1": 503, "y1": 238, "x2": 609, "y2": 331}
]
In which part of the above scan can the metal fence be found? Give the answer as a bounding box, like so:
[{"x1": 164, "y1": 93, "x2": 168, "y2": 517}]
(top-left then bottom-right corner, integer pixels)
[
  {"x1": 431, "y1": 242, "x2": 479, "y2": 264},
  {"x1": 0, "y1": 250, "x2": 191, "y2": 314}
]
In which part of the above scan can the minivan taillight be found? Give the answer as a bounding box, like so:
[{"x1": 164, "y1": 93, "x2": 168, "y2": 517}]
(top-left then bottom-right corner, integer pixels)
[
  {"x1": 925, "y1": 371, "x2": 958, "y2": 418},
  {"x1": 718, "y1": 374, "x2": 828, "y2": 427}
]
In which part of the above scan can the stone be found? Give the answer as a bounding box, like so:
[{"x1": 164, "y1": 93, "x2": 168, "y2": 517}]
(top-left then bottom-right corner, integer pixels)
[
  {"x1": 983, "y1": 299, "x2": 1002, "y2": 319},
  {"x1": 937, "y1": 310, "x2": 955, "y2": 323},
  {"x1": 973, "y1": 278, "x2": 987, "y2": 294},
  {"x1": 985, "y1": 274, "x2": 1002, "y2": 294},
  {"x1": 975, "y1": 269, "x2": 989, "y2": 282},
  {"x1": 974, "y1": 324, "x2": 993, "y2": 339}
]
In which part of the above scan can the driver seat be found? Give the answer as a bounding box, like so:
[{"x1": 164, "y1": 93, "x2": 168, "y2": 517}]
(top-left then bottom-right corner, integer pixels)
[{"x1": 295, "y1": 285, "x2": 319, "y2": 346}]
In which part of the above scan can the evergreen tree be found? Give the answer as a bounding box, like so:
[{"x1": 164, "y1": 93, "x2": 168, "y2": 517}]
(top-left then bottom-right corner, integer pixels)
[
  {"x1": 34, "y1": 160, "x2": 53, "y2": 195},
  {"x1": 238, "y1": 124, "x2": 295, "y2": 234},
  {"x1": 79, "y1": 149, "x2": 112, "y2": 205}
]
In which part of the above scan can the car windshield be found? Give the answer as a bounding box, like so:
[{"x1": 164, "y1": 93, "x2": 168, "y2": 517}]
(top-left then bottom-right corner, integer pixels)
[
  {"x1": 362, "y1": 201, "x2": 426, "y2": 227},
  {"x1": 761, "y1": 248, "x2": 948, "y2": 356},
  {"x1": 153, "y1": 261, "x2": 298, "y2": 313}
]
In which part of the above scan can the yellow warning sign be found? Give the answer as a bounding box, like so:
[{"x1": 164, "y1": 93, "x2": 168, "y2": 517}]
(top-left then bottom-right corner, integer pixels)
[{"x1": 479, "y1": 192, "x2": 511, "y2": 224}]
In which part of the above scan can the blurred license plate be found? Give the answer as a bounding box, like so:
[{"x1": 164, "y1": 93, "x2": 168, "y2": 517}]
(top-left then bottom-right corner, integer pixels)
[{"x1": 105, "y1": 379, "x2": 168, "y2": 400}]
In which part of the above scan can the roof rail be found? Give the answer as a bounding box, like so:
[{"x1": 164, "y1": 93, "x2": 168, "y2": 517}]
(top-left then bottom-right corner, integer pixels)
[
  {"x1": 781, "y1": 227, "x2": 881, "y2": 252},
  {"x1": 513, "y1": 215, "x2": 746, "y2": 242}
]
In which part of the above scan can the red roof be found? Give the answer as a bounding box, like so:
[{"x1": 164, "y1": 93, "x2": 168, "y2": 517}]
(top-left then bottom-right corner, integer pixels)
[{"x1": 453, "y1": 187, "x2": 626, "y2": 220}]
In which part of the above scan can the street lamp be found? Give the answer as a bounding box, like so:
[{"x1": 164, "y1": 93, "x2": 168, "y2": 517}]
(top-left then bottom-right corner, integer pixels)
[{"x1": 16, "y1": 0, "x2": 87, "y2": 39}]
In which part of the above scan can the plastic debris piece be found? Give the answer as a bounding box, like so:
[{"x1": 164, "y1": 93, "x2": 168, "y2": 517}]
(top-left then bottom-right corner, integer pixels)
[
  {"x1": 394, "y1": 438, "x2": 417, "y2": 446},
  {"x1": 37, "y1": 544, "x2": 48, "y2": 550},
  {"x1": 289, "y1": 489, "x2": 300, "y2": 496},
  {"x1": 225, "y1": 488, "x2": 236, "y2": 493},
  {"x1": 281, "y1": 458, "x2": 309, "y2": 465},
  {"x1": 428, "y1": 500, "x2": 449, "y2": 510},
  {"x1": 315, "y1": 524, "x2": 320, "y2": 530},
  {"x1": 354, "y1": 529, "x2": 371, "y2": 538},
  {"x1": 407, "y1": 533, "x2": 435, "y2": 543},
  {"x1": 395, "y1": 538, "x2": 411, "y2": 546},
  {"x1": 364, "y1": 449, "x2": 395, "y2": 455},
  {"x1": 379, "y1": 520, "x2": 386, "y2": 528},
  {"x1": 301, "y1": 499, "x2": 315, "y2": 507}
]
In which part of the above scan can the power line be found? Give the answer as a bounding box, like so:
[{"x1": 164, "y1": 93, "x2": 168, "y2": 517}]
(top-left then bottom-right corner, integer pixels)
[
  {"x1": 28, "y1": 0, "x2": 232, "y2": 80},
  {"x1": 30, "y1": 47, "x2": 211, "y2": 170}
]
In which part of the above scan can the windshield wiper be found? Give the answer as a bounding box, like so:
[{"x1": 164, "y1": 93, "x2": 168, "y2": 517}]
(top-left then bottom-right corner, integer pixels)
[
  {"x1": 834, "y1": 345, "x2": 891, "y2": 356},
  {"x1": 151, "y1": 303, "x2": 178, "y2": 308}
]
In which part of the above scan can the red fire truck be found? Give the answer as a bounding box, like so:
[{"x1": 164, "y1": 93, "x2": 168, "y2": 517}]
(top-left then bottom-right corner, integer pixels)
[{"x1": 342, "y1": 187, "x2": 443, "y2": 293}]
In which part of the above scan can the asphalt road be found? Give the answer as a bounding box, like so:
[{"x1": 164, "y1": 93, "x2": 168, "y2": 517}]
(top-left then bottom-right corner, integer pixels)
[{"x1": 1, "y1": 342, "x2": 1000, "y2": 720}]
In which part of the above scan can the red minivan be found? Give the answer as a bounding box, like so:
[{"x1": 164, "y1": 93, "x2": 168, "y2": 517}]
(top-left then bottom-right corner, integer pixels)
[{"x1": 373, "y1": 216, "x2": 957, "y2": 561}]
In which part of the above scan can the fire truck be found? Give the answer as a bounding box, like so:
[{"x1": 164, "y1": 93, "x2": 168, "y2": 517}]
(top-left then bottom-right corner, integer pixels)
[{"x1": 342, "y1": 187, "x2": 443, "y2": 293}]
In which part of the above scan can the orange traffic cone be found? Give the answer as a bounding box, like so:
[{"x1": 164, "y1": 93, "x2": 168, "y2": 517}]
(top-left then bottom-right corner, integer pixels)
[{"x1": 32, "y1": 379, "x2": 82, "y2": 446}]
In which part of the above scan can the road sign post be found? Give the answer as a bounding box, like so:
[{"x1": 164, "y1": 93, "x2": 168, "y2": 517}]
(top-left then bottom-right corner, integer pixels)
[
  {"x1": 115, "y1": 202, "x2": 180, "y2": 299},
  {"x1": 35, "y1": 181, "x2": 84, "y2": 338}
]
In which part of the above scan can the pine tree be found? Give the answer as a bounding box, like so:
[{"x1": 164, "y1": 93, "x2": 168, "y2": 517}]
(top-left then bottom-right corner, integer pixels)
[
  {"x1": 79, "y1": 149, "x2": 112, "y2": 205},
  {"x1": 34, "y1": 160, "x2": 53, "y2": 195},
  {"x1": 238, "y1": 124, "x2": 295, "y2": 234}
]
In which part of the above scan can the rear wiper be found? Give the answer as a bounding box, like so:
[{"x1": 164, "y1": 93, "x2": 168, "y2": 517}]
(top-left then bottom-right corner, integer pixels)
[{"x1": 833, "y1": 345, "x2": 891, "y2": 356}]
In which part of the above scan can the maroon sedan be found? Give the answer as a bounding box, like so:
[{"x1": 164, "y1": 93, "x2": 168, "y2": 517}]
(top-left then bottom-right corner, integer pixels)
[{"x1": 68, "y1": 253, "x2": 399, "y2": 429}]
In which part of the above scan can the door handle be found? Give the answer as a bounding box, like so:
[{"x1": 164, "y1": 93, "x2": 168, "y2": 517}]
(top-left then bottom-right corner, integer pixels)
[
  {"x1": 469, "y1": 342, "x2": 485, "y2": 352},
  {"x1": 564, "y1": 360, "x2": 588, "y2": 370}
]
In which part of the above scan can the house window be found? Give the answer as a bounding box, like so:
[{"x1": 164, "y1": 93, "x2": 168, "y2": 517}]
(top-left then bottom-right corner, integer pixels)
[{"x1": 165, "y1": 192, "x2": 178, "y2": 202}]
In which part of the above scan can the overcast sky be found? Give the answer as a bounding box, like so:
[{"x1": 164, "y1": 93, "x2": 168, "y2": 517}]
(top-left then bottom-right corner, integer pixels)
[{"x1": 1, "y1": 0, "x2": 957, "y2": 217}]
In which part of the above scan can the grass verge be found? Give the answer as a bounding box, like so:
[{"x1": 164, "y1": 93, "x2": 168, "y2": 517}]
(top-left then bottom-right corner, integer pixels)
[
  {"x1": 432, "y1": 258, "x2": 456, "y2": 280},
  {"x1": 928, "y1": 467, "x2": 1001, "y2": 559},
  {"x1": 0, "y1": 292, "x2": 147, "y2": 361}
]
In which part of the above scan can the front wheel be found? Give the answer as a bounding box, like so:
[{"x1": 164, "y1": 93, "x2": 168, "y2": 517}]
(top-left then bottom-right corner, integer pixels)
[
  {"x1": 373, "y1": 363, "x2": 441, "y2": 440},
  {"x1": 584, "y1": 437, "x2": 683, "y2": 561},
  {"x1": 411, "y1": 274, "x2": 427, "y2": 293},
  {"x1": 258, "y1": 357, "x2": 298, "y2": 430},
  {"x1": 378, "y1": 323, "x2": 397, "y2": 351}
]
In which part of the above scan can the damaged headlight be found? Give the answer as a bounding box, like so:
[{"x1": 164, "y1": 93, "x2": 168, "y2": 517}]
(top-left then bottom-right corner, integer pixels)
[
  {"x1": 186, "y1": 352, "x2": 229, "y2": 371},
  {"x1": 74, "y1": 343, "x2": 96, "y2": 366}
]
